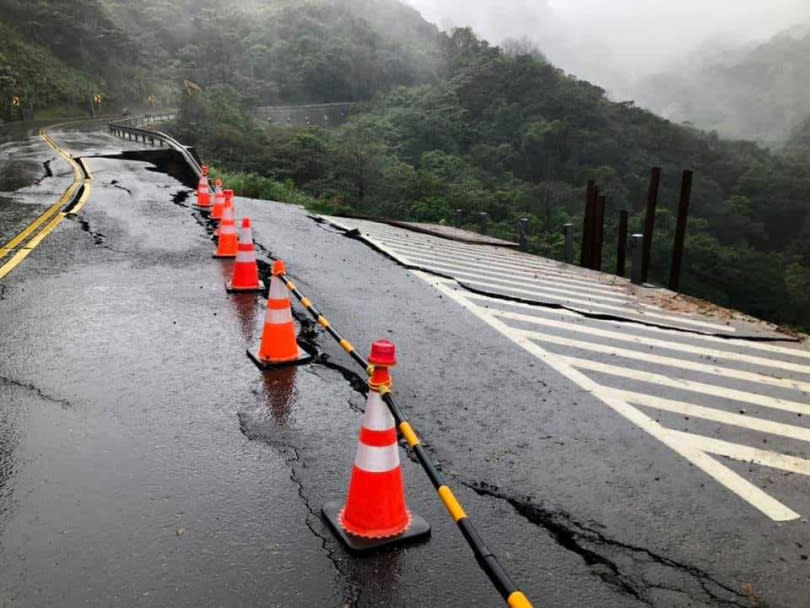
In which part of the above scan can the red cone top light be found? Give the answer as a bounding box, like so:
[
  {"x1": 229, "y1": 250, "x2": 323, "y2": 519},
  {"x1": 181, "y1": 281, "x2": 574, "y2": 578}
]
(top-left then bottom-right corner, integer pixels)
[{"x1": 368, "y1": 340, "x2": 396, "y2": 367}]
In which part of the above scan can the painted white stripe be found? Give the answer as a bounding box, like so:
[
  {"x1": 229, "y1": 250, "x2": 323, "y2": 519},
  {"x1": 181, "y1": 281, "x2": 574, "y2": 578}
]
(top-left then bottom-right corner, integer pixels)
[
  {"x1": 415, "y1": 271, "x2": 800, "y2": 521},
  {"x1": 665, "y1": 431, "x2": 810, "y2": 476},
  {"x1": 605, "y1": 389, "x2": 810, "y2": 443},
  {"x1": 370, "y1": 229, "x2": 627, "y2": 288},
  {"x1": 384, "y1": 252, "x2": 631, "y2": 304},
  {"x1": 516, "y1": 328, "x2": 810, "y2": 393},
  {"x1": 268, "y1": 277, "x2": 288, "y2": 300},
  {"x1": 455, "y1": 275, "x2": 732, "y2": 332},
  {"x1": 362, "y1": 392, "x2": 395, "y2": 431},
  {"x1": 491, "y1": 309, "x2": 810, "y2": 376},
  {"x1": 236, "y1": 252, "x2": 255, "y2": 263},
  {"x1": 354, "y1": 225, "x2": 569, "y2": 269},
  {"x1": 563, "y1": 356, "x2": 810, "y2": 417},
  {"x1": 266, "y1": 307, "x2": 293, "y2": 325},
  {"x1": 463, "y1": 290, "x2": 810, "y2": 362},
  {"x1": 358, "y1": 234, "x2": 732, "y2": 332},
  {"x1": 328, "y1": 217, "x2": 578, "y2": 271},
  {"x1": 354, "y1": 443, "x2": 400, "y2": 472},
  {"x1": 373, "y1": 234, "x2": 622, "y2": 292}
]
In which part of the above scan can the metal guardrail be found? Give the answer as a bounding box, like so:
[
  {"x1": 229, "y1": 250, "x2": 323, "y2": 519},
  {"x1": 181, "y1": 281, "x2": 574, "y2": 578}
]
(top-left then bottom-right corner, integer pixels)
[
  {"x1": 108, "y1": 112, "x2": 203, "y2": 177},
  {"x1": 255, "y1": 102, "x2": 357, "y2": 128}
]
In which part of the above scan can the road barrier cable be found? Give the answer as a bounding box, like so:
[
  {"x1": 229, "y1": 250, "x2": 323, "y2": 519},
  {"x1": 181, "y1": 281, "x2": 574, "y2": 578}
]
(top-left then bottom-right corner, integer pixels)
[{"x1": 277, "y1": 271, "x2": 534, "y2": 608}]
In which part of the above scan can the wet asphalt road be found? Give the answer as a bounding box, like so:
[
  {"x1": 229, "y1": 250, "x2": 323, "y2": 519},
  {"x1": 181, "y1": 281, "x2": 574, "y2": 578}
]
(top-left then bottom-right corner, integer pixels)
[{"x1": 1, "y1": 123, "x2": 809, "y2": 607}]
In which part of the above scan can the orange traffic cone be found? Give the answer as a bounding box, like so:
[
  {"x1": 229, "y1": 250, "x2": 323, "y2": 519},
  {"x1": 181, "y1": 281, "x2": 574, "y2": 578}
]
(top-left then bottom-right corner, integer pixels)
[
  {"x1": 213, "y1": 203, "x2": 238, "y2": 258},
  {"x1": 226, "y1": 218, "x2": 264, "y2": 292},
  {"x1": 323, "y1": 341, "x2": 430, "y2": 552},
  {"x1": 247, "y1": 260, "x2": 313, "y2": 368},
  {"x1": 211, "y1": 185, "x2": 228, "y2": 220},
  {"x1": 196, "y1": 175, "x2": 211, "y2": 209},
  {"x1": 213, "y1": 189, "x2": 234, "y2": 236}
]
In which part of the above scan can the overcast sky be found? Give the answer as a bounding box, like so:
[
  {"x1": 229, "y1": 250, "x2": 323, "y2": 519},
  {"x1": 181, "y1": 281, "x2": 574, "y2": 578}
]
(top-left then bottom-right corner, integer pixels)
[{"x1": 404, "y1": 0, "x2": 810, "y2": 94}]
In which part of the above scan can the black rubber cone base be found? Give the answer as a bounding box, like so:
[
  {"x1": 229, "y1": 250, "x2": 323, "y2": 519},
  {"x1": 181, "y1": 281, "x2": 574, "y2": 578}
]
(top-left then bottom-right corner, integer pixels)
[
  {"x1": 226, "y1": 280, "x2": 265, "y2": 293},
  {"x1": 322, "y1": 501, "x2": 431, "y2": 553},
  {"x1": 247, "y1": 345, "x2": 314, "y2": 370}
]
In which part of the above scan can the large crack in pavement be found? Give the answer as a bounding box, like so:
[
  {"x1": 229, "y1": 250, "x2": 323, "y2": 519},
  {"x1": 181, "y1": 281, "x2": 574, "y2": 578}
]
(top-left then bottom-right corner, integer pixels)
[
  {"x1": 238, "y1": 396, "x2": 363, "y2": 608},
  {"x1": 0, "y1": 374, "x2": 73, "y2": 408},
  {"x1": 458, "y1": 478, "x2": 756, "y2": 608}
]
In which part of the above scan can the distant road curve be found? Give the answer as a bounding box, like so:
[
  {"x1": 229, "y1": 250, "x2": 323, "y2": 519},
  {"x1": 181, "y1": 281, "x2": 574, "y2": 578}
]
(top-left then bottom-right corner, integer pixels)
[{"x1": 255, "y1": 102, "x2": 358, "y2": 128}]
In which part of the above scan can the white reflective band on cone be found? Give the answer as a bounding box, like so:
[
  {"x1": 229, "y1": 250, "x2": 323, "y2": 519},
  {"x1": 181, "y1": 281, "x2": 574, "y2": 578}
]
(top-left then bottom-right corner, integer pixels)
[
  {"x1": 362, "y1": 392, "x2": 395, "y2": 431},
  {"x1": 236, "y1": 252, "x2": 255, "y2": 263},
  {"x1": 266, "y1": 307, "x2": 293, "y2": 325},
  {"x1": 269, "y1": 277, "x2": 288, "y2": 300},
  {"x1": 239, "y1": 228, "x2": 253, "y2": 243},
  {"x1": 354, "y1": 443, "x2": 400, "y2": 473},
  {"x1": 220, "y1": 225, "x2": 237, "y2": 235}
]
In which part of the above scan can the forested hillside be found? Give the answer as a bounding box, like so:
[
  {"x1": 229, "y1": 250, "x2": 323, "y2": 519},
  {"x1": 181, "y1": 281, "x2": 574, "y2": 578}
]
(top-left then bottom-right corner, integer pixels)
[
  {"x1": 1, "y1": 0, "x2": 808, "y2": 330},
  {"x1": 0, "y1": 0, "x2": 441, "y2": 118},
  {"x1": 633, "y1": 26, "x2": 810, "y2": 146},
  {"x1": 173, "y1": 27, "x2": 810, "y2": 330}
]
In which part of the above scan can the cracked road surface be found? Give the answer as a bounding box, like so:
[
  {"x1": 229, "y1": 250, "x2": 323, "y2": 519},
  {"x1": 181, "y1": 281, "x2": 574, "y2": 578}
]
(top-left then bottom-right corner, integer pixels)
[{"x1": 1, "y1": 123, "x2": 808, "y2": 607}]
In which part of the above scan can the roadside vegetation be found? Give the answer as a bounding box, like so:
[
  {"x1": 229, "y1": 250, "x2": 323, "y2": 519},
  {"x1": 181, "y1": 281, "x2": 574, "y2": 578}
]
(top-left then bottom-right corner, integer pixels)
[
  {"x1": 0, "y1": 0, "x2": 807, "y2": 331},
  {"x1": 172, "y1": 27, "x2": 810, "y2": 331}
]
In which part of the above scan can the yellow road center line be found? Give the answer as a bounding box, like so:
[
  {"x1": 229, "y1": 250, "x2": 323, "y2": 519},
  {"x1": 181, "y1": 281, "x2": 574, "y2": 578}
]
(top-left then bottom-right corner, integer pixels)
[{"x1": 0, "y1": 123, "x2": 91, "y2": 280}]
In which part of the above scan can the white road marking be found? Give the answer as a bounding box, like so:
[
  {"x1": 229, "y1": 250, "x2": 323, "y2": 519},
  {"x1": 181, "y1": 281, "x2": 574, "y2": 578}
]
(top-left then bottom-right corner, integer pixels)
[
  {"x1": 665, "y1": 430, "x2": 810, "y2": 476},
  {"x1": 490, "y1": 309, "x2": 810, "y2": 376},
  {"x1": 337, "y1": 223, "x2": 736, "y2": 332},
  {"x1": 414, "y1": 271, "x2": 802, "y2": 521},
  {"x1": 563, "y1": 356, "x2": 810, "y2": 417},
  {"x1": 516, "y1": 328, "x2": 810, "y2": 393},
  {"x1": 606, "y1": 389, "x2": 810, "y2": 442},
  {"x1": 370, "y1": 232, "x2": 625, "y2": 291},
  {"x1": 400, "y1": 258, "x2": 631, "y2": 305},
  {"x1": 455, "y1": 276, "x2": 733, "y2": 331},
  {"x1": 462, "y1": 290, "x2": 810, "y2": 362},
  {"x1": 375, "y1": 244, "x2": 631, "y2": 301}
]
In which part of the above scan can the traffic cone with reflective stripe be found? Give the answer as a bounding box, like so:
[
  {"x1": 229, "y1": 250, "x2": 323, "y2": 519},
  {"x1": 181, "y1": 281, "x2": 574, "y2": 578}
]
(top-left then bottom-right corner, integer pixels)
[
  {"x1": 213, "y1": 189, "x2": 234, "y2": 236},
  {"x1": 323, "y1": 341, "x2": 430, "y2": 552},
  {"x1": 247, "y1": 260, "x2": 313, "y2": 368},
  {"x1": 227, "y1": 218, "x2": 264, "y2": 292},
  {"x1": 213, "y1": 203, "x2": 238, "y2": 258},
  {"x1": 211, "y1": 185, "x2": 228, "y2": 220},
  {"x1": 202, "y1": 165, "x2": 210, "y2": 177},
  {"x1": 196, "y1": 176, "x2": 211, "y2": 209}
]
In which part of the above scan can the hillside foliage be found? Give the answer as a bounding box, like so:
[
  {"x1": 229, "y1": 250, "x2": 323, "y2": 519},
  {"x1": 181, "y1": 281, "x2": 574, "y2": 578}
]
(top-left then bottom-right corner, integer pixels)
[
  {"x1": 0, "y1": 1, "x2": 808, "y2": 330},
  {"x1": 174, "y1": 27, "x2": 810, "y2": 330}
]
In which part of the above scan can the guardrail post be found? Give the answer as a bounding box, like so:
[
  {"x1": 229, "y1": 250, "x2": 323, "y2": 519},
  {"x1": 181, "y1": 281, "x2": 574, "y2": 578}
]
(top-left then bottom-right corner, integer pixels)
[
  {"x1": 455, "y1": 209, "x2": 463, "y2": 227},
  {"x1": 592, "y1": 194, "x2": 606, "y2": 271},
  {"x1": 616, "y1": 210, "x2": 628, "y2": 277},
  {"x1": 580, "y1": 180, "x2": 596, "y2": 268},
  {"x1": 669, "y1": 169, "x2": 693, "y2": 292},
  {"x1": 563, "y1": 223, "x2": 573, "y2": 264},
  {"x1": 518, "y1": 218, "x2": 529, "y2": 252},
  {"x1": 642, "y1": 167, "x2": 661, "y2": 283},
  {"x1": 478, "y1": 212, "x2": 489, "y2": 235},
  {"x1": 630, "y1": 234, "x2": 644, "y2": 285}
]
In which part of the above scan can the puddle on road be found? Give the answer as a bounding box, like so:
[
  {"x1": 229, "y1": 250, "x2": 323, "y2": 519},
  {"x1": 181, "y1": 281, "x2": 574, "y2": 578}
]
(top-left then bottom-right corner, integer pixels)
[
  {"x1": 0, "y1": 159, "x2": 50, "y2": 192},
  {"x1": 261, "y1": 368, "x2": 298, "y2": 425}
]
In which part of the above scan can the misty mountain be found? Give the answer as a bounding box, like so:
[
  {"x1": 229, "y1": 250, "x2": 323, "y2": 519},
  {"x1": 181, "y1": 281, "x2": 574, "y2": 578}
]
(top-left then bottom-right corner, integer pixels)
[
  {"x1": 632, "y1": 25, "x2": 810, "y2": 146},
  {"x1": 0, "y1": 0, "x2": 442, "y2": 115}
]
